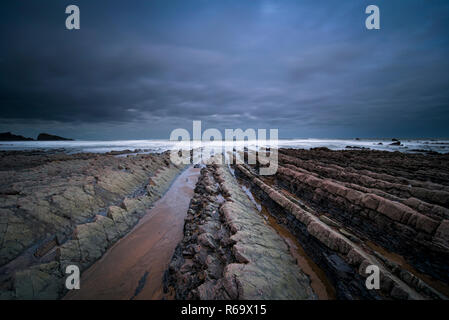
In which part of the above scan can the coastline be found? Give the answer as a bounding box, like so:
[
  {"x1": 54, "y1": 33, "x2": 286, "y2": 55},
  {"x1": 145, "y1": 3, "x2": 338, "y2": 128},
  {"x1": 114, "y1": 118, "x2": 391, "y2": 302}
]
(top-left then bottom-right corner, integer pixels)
[
  {"x1": 1, "y1": 138, "x2": 449, "y2": 155},
  {"x1": 0, "y1": 148, "x2": 448, "y2": 300},
  {"x1": 64, "y1": 166, "x2": 200, "y2": 300},
  {"x1": 0, "y1": 150, "x2": 185, "y2": 299}
]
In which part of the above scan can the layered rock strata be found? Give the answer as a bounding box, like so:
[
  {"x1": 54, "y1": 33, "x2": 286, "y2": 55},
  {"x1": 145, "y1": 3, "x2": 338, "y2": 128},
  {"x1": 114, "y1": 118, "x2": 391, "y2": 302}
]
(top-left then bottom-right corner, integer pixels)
[
  {"x1": 275, "y1": 150, "x2": 449, "y2": 283},
  {"x1": 235, "y1": 148, "x2": 449, "y2": 299},
  {"x1": 164, "y1": 164, "x2": 316, "y2": 300},
  {"x1": 0, "y1": 151, "x2": 184, "y2": 299}
]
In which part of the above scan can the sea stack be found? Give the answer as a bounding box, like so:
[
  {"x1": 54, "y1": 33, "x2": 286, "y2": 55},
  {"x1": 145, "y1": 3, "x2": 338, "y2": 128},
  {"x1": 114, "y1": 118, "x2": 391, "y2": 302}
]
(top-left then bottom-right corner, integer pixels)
[
  {"x1": 37, "y1": 133, "x2": 73, "y2": 141},
  {"x1": 0, "y1": 132, "x2": 34, "y2": 141}
]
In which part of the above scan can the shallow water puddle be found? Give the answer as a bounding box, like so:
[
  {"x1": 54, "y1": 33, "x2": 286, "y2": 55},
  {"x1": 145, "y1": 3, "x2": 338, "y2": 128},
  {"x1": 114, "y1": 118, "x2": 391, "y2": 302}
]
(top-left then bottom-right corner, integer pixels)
[
  {"x1": 64, "y1": 166, "x2": 200, "y2": 300},
  {"x1": 240, "y1": 183, "x2": 336, "y2": 299}
]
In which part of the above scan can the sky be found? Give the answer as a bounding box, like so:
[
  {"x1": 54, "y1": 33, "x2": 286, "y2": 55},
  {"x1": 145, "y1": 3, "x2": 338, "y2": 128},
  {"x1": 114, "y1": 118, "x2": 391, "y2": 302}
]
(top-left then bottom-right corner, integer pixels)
[{"x1": 0, "y1": 0, "x2": 448, "y2": 140}]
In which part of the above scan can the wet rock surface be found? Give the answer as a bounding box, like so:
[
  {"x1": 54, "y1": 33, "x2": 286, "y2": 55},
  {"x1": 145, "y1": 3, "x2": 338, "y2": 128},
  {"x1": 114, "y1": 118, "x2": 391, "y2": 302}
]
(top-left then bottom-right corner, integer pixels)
[
  {"x1": 0, "y1": 150, "x2": 184, "y2": 299},
  {"x1": 235, "y1": 148, "x2": 449, "y2": 299},
  {"x1": 2, "y1": 147, "x2": 448, "y2": 300},
  {"x1": 164, "y1": 164, "x2": 316, "y2": 300},
  {"x1": 64, "y1": 166, "x2": 200, "y2": 300}
]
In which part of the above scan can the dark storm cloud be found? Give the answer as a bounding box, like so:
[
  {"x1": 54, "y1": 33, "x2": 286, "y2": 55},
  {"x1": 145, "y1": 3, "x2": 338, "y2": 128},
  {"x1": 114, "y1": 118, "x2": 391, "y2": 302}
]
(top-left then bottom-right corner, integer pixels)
[{"x1": 1, "y1": 0, "x2": 449, "y2": 139}]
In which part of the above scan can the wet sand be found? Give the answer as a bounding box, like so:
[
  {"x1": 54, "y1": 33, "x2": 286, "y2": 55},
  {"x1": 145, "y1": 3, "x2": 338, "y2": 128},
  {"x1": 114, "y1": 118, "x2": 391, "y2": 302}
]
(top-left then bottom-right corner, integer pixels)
[{"x1": 65, "y1": 166, "x2": 200, "y2": 300}]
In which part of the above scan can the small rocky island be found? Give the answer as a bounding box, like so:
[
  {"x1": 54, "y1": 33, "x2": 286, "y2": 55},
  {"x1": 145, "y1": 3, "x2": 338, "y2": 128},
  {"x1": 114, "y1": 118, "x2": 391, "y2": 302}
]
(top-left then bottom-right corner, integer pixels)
[
  {"x1": 0, "y1": 132, "x2": 34, "y2": 141},
  {"x1": 37, "y1": 133, "x2": 73, "y2": 141},
  {"x1": 0, "y1": 132, "x2": 73, "y2": 141}
]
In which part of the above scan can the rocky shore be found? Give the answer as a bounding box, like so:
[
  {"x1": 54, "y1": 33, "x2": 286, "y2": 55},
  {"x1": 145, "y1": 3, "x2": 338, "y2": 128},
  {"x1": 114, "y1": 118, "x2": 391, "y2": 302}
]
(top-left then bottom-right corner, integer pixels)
[
  {"x1": 164, "y1": 164, "x2": 316, "y2": 300},
  {"x1": 165, "y1": 148, "x2": 449, "y2": 300},
  {"x1": 0, "y1": 150, "x2": 184, "y2": 299},
  {"x1": 1, "y1": 147, "x2": 448, "y2": 300},
  {"x1": 231, "y1": 148, "x2": 449, "y2": 299}
]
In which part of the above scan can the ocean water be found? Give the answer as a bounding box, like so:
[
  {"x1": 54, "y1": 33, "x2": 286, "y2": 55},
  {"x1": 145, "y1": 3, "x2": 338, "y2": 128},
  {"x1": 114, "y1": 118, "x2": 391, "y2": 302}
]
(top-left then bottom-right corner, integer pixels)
[{"x1": 0, "y1": 139, "x2": 448, "y2": 154}]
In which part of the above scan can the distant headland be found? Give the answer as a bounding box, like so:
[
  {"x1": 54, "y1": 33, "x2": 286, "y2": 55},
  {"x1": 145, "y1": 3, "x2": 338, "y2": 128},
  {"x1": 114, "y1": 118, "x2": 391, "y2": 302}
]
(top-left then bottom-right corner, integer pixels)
[{"x1": 0, "y1": 132, "x2": 73, "y2": 141}]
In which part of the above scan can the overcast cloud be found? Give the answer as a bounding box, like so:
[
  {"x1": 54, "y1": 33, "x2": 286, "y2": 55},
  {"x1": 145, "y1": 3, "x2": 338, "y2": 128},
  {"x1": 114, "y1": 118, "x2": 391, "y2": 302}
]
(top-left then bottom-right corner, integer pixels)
[{"x1": 1, "y1": 0, "x2": 448, "y2": 139}]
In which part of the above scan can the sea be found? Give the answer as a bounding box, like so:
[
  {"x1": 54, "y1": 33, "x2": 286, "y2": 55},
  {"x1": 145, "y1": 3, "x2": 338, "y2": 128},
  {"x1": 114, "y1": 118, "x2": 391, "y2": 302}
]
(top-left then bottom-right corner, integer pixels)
[{"x1": 1, "y1": 139, "x2": 448, "y2": 154}]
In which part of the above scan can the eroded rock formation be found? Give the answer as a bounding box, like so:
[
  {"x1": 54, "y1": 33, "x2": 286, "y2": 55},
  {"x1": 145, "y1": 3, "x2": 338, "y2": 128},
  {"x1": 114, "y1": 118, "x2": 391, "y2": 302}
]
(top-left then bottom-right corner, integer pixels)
[
  {"x1": 2, "y1": 147, "x2": 448, "y2": 300},
  {"x1": 0, "y1": 151, "x2": 184, "y2": 299},
  {"x1": 232, "y1": 148, "x2": 449, "y2": 299},
  {"x1": 164, "y1": 164, "x2": 316, "y2": 300}
]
